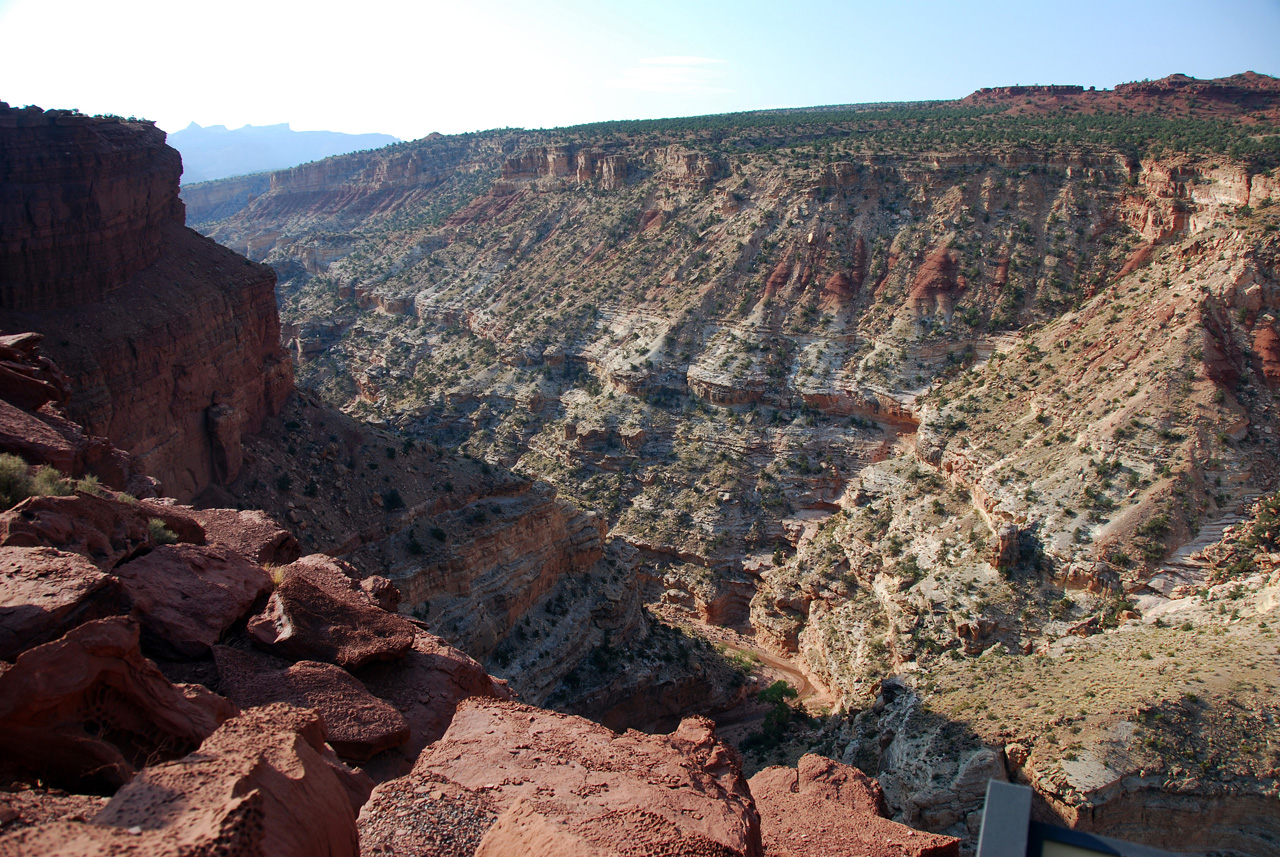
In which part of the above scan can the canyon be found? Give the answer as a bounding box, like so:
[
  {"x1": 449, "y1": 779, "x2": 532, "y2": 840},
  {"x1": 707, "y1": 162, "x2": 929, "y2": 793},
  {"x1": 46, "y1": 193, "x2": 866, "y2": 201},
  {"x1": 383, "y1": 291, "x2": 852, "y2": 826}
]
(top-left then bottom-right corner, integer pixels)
[
  {"x1": 0, "y1": 103, "x2": 955, "y2": 856},
  {"x1": 180, "y1": 73, "x2": 1280, "y2": 851},
  {"x1": 1, "y1": 71, "x2": 1279, "y2": 855}
]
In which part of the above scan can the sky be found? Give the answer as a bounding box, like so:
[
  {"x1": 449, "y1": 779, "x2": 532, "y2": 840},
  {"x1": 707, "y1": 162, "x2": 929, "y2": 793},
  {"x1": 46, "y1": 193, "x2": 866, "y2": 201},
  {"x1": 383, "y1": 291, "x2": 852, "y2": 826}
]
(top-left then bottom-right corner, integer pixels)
[{"x1": 1, "y1": 0, "x2": 1278, "y2": 142}]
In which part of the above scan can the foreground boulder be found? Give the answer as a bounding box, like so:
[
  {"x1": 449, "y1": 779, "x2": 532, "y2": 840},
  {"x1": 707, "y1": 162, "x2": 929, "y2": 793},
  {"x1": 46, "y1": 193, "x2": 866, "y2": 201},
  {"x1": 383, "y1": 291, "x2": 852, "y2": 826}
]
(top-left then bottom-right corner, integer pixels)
[
  {"x1": 358, "y1": 770, "x2": 498, "y2": 856},
  {"x1": 0, "y1": 704, "x2": 368, "y2": 857},
  {"x1": 0, "y1": 493, "x2": 158, "y2": 570},
  {"x1": 748, "y1": 755, "x2": 960, "y2": 857},
  {"x1": 0, "y1": 545, "x2": 126, "y2": 660},
  {"x1": 0, "y1": 332, "x2": 146, "y2": 493},
  {"x1": 388, "y1": 696, "x2": 762, "y2": 857},
  {"x1": 356, "y1": 632, "x2": 511, "y2": 775},
  {"x1": 247, "y1": 554, "x2": 415, "y2": 668},
  {"x1": 188, "y1": 506, "x2": 300, "y2": 565},
  {"x1": 113, "y1": 543, "x2": 272, "y2": 657},
  {"x1": 213, "y1": 645, "x2": 409, "y2": 761},
  {"x1": 0, "y1": 616, "x2": 233, "y2": 791}
]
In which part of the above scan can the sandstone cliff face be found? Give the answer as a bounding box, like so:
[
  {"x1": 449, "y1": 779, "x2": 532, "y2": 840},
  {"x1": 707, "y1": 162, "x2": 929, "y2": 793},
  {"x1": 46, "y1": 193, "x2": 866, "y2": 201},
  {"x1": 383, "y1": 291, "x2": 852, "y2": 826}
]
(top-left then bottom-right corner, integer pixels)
[
  {"x1": 0, "y1": 104, "x2": 182, "y2": 309},
  {"x1": 179, "y1": 172, "x2": 270, "y2": 224},
  {"x1": 0, "y1": 106, "x2": 293, "y2": 499}
]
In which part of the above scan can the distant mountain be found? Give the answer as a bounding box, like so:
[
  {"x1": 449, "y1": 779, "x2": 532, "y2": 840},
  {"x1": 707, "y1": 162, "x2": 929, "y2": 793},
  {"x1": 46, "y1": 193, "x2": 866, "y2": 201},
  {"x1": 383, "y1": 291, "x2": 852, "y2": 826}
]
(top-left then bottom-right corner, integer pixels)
[{"x1": 169, "y1": 122, "x2": 399, "y2": 184}]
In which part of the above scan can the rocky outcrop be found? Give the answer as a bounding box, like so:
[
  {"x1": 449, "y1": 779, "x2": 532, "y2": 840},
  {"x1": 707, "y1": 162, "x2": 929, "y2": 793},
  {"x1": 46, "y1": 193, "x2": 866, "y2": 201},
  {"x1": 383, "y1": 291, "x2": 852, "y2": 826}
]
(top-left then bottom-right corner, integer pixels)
[
  {"x1": 0, "y1": 492, "x2": 165, "y2": 570},
  {"x1": 2, "y1": 704, "x2": 368, "y2": 857},
  {"x1": 909, "y1": 245, "x2": 966, "y2": 320},
  {"x1": 355, "y1": 632, "x2": 513, "y2": 775},
  {"x1": 406, "y1": 697, "x2": 763, "y2": 857},
  {"x1": 213, "y1": 646, "x2": 410, "y2": 761},
  {"x1": 749, "y1": 755, "x2": 960, "y2": 857},
  {"x1": 964, "y1": 85, "x2": 1086, "y2": 102},
  {"x1": 0, "y1": 546, "x2": 125, "y2": 660},
  {"x1": 188, "y1": 506, "x2": 300, "y2": 565},
  {"x1": 655, "y1": 146, "x2": 724, "y2": 190},
  {"x1": 0, "y1": 108, "x2": 293, "y2": 500},
  {"x1": 0, "y1": 104, "x2": 182, "y2": 310},
  {"x1": 247, "y1": 554, "x2": 416, "y2": 668},
  {"x1": 0, "y1": 333, "x2": 146, "y2": 493},
  {"x1": 113, "y1": 543, "x2": 272, "y2": 657},
  {"x1": 0, "y1": 616, "x2": 233, "y2": 791},
  {"x1": 1254, "y1": 322, "x2": 1280, "y2": 386},
  {"x1": 502, "y1": 145, "x2": 574, "y2": 181}
]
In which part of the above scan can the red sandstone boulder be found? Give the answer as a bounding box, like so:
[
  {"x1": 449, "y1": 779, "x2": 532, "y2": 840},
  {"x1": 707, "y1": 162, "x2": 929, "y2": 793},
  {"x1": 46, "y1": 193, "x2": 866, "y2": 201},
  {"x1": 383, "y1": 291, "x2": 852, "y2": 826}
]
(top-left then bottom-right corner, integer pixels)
[
  {"x1": 113, "y1": 544, "x2": 272, "y2": 657},
  {"x1": 0, "y1": 704, "x2": 367, "y2": 857},
  {"x1": 0, "y1": 400, "x2": 81, "y2": 476},
  {"x1": 134, "y1": 499, "x2": 206, "y2": 544},
  {"x1": 990, "y1": 523, "x2": 1020, "y2": 570},
  {"x1": 0, "y1": 545, "x2": 127, "y2": 660},
  {"x1": 749, "y1": 755, "x2": 959, "y2": 857},
  {"x1": 411, "y1": 697, "x2": 762, "y2": 857},
  {"x1": 851, "y1": 235, "x2": 868, "y2": 286},
  {"x1": 358, "y1": 770, "x2": 498, "y2": 856},
  {"x1": 0, "y1": 492, "x2": 158, "y2": 569},
  {"x1": 213, "y1": 645, "x2": 409, "y2": 761},
  {"x1": 360, "y1": 574, "x2": 401, "y2": 613},
  {"x1": 765, "y1": 260, "x2": 793, "y2": 299},
  {"x1": 356, "y1": 632, "x2": 512, "y2": 776},
  {"x1": 189, "y1": 506, "x2": 300, "y2": 564},
  {"x1": 247, "y1": 554, "x2": 415, "y2": 668},
  {"x1": 0, "y1": 616, "x2": 234, "y2": 791},
  {"x1": 0, "y1": 333, "x2": 71, "y2": 409},
  {"x1": 0, "y1": 334, "x2": 145, "y2": 494}
]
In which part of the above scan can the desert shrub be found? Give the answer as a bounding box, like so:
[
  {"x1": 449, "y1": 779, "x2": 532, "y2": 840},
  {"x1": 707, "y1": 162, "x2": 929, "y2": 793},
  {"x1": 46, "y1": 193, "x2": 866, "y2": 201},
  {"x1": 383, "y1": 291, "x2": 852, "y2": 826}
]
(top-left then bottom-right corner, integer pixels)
[
  {"x1": 32, "y1": 466, "x2": 72, "y2": 497},
  {"x1": 382, "y1": 488, "x2": 405, "y2": 511},
  {"x1": 74, "y1": 474, "x2": 104, "y2": 495},
  {"x1": 0, "y1": 454, "x2": 32, "y2": 509},
  {"x1": 758, "y1": 680, "x2": 798, "y2": 705},
  {"x1": 148, "y1": 518, "x2": 179, "y2": 545}
]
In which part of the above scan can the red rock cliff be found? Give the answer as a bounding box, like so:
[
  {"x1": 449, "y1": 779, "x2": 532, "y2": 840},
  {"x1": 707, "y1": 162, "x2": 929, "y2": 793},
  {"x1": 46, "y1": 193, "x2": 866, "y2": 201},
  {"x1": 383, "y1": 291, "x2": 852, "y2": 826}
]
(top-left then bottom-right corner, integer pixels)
[
  {"x1": 0, "y1": 104, "x2": 293, "y2": 500},
  {"x1": 0, "y1": 104, "x2": 183, "y2": 309}
]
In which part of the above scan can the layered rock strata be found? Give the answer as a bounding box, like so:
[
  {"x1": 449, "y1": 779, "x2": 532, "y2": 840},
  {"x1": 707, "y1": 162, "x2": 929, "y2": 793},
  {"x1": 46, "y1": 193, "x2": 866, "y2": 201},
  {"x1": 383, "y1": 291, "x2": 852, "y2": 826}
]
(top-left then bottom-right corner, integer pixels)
[{"x1": 0, "y1": 105, "x2": 292, "y2": 499}]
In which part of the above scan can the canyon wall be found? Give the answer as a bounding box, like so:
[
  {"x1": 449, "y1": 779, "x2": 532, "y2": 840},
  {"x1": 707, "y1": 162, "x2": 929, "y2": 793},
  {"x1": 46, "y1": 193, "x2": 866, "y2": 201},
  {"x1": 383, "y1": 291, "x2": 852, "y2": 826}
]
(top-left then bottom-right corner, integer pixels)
[
  {"x1": 0, "y1": 103, "x2": 182, "y2": 309},
  {"x1": 180, "y1": 172, "x2": 270, "y2": 224},
  {"x1": 0, "y1": 104, "x2": 293, "y2": 500}
]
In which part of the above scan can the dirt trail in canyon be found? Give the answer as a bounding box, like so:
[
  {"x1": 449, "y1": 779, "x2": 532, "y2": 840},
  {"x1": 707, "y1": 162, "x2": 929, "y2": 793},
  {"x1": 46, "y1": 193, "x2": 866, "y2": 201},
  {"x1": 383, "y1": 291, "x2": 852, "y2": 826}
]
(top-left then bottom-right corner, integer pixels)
[{"x1": 655, "y1": 609, "x2": 836, "y2": 741}]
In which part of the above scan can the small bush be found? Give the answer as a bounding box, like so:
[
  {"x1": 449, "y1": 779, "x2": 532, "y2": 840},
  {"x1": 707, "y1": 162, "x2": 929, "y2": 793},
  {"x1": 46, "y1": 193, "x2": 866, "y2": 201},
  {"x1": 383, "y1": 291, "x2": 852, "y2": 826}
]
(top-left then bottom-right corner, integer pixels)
[
  {"x1": 758, "y1": 680, "x2": 798, "y2": 705},
  {"x1": 0, "y1": 454, "x2": 32, "y2": 509},
  {"x1": 382, "y1": 488, "x2": 405, "y2": 511},
  {"x1": 430, "y1": 526, "x2": 447, "y2": 542},
  {"x1": 148, "y1": 518, "x2": 179, "y2": 545},
  {"x1": 74, "y1": 474, "x2": 103, "y2": 495},
  {"x1": 32, "y1": 466, "x2": 72, "y2": 497}
]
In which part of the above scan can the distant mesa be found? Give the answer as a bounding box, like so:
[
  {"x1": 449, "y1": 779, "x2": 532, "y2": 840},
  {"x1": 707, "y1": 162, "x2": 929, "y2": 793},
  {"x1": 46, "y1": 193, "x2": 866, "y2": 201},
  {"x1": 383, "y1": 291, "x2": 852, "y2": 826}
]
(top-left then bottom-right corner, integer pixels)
[
  {"x1": 962, "y1": 71, "x2": 1280, "y2": 106},
  {"x1": 170, "y1": 121, "x2": 399, "y2": 184}
]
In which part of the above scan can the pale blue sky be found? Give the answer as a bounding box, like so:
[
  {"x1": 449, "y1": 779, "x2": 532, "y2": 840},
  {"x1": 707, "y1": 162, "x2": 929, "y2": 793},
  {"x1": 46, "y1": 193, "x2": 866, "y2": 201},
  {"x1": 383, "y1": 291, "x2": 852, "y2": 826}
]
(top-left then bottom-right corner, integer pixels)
[{"x1": 1, "y1": 0, "x2": 1277, "y2": 140}]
